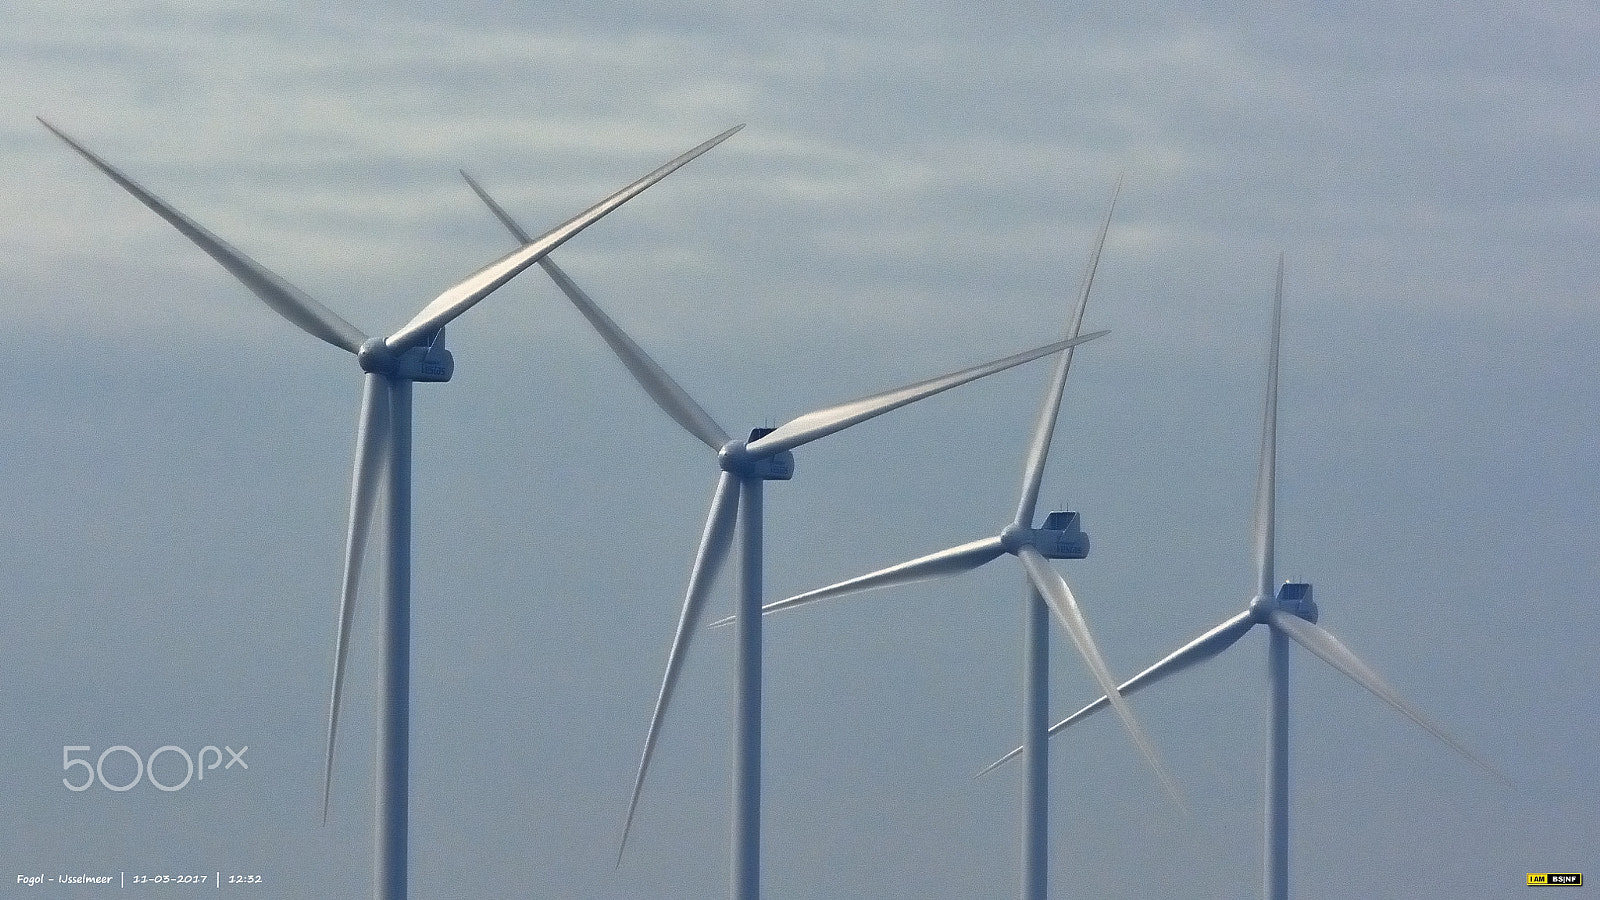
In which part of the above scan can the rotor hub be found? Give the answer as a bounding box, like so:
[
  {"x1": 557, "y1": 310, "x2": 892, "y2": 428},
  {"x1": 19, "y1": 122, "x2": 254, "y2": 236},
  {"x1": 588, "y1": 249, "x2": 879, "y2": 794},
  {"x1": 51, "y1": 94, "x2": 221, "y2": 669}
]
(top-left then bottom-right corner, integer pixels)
[
  {"x1": 999, "y1": 523, "x2": 1030, "y2": 554},
  {"x1": 1247, "y1": 593, "x2": 1276, "y2": 622},
  {"x1": 717, "y1": 439, "x2": 750, "y2": 473},
  {"x1": 357, "y1": 337, "x2": 398, "y2": 375}
]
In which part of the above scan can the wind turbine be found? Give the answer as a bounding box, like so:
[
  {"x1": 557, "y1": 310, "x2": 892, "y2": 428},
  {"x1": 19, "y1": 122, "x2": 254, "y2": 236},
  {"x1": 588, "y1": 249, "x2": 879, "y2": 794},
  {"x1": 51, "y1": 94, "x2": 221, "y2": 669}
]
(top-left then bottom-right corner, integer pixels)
[
  {"x1": 460, "y1": 168, "x2": 1108, "y2": 900},
  {"x1": 42, "y1": 117, "x2": 741, "y2": 900},
  {"x1": 983, "y1": 255, "x2": 1506, "y2": 900},
  {"x1": 739, "y1": 183, "x2": 1181, "y2": 900}
]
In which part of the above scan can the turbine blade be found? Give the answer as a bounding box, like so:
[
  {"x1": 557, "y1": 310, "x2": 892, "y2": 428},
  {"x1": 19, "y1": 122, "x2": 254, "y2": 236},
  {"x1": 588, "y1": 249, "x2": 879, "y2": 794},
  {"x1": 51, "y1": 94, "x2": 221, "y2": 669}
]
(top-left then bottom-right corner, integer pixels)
[
  {"x1": 458, "y1": 171, "x2": 730, "y2": 449},
  {"x1": 1017, "y1": 546, "x2": 1185, "y2": 805},
  {"x1": 39, "y1": 118, "x2": 368, "y2": 354},
  {"x1": 322, "y1": 373, "x2": 393, "y2": 822},
  {"x1": 619, "y1": 472, "x2": 741, "y2": 862},
  {"x1": 1015, "y1": 175, "x2": 1121, "y2": 527},
  {"x1": 978, "y1": 609, "x2": 1255, "y2": 777},
  {"x1": 387, "y1": 124, "x2": 744, "y2": 353},
  {"x1": 747, "y1": 331, "x2": 1108, "y2": 458},
  {"x1": 460, "y1": 172, "x2": 729, "y2": 448},
  {"x1": 1253, "y1": 255, "x2": 1283, "y2": 599},
  {"x1": 459, "y1": 170, "x2": 534, "y2": 245},
  {"x1": 708, "y1": 535, "x2": 1008, "y2": 627},
  {"x1": 1268, "y1": 610, "x2": 1509, "y2": 783},
  {"x1": 543, "y1": 258, "x2": 731, "y2": 450}
]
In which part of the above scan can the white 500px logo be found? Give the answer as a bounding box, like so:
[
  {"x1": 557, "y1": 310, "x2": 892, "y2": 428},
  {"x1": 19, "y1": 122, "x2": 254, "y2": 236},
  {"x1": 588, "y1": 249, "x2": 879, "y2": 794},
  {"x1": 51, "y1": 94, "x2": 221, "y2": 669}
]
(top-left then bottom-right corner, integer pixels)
[{"x1": 62, "y1": 745, "x2": 248, "y2": 792}]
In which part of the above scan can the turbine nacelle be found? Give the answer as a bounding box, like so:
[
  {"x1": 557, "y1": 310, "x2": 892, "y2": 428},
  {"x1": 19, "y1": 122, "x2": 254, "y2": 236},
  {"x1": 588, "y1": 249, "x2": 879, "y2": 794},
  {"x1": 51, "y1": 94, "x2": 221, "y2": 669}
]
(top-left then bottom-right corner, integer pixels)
[
  {"x1": 717, "y1": 428, "x2": 795, "y2": 481},
  {"x1": 1037, "y1": 509, "x2": 1091, "y2": 559},
  {"x1": 357, "y1": 334, "x2": 454, "y2": 382},
  {"x1": 1249, "y1": 581, "x2": 1317, "y2": 624},
  {"x1": 999, "y1": 510, "x2": 1090, "y2": 560},
  {"x1": 1275, "y1": 581, "x2": 1317, "y2": 623}
]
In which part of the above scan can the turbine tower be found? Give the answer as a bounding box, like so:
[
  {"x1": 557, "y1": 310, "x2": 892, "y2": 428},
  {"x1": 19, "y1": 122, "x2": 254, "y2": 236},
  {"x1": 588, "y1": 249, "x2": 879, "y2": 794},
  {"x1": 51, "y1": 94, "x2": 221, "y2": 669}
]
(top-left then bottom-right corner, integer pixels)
[
  {"x1": 44, "y1": 118, "x2": 741, "y2": 900},
  {"x1": 460, "y1": 168, "x2": 1106, "y2": 900},
  {"x1": 984, "y1": 255, "x2": 1506, "y2": 900},
  {"x1": 743, "y1": 183, "x2": 1180, "y2": 900}
]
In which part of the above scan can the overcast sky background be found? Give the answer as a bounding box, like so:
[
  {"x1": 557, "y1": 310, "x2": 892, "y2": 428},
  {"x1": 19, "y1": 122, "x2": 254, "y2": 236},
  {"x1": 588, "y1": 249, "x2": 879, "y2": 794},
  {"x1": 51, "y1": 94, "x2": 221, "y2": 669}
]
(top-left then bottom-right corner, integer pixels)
[{"x1": 1, "y1": 2, "x2": 1595, "y2": 898}]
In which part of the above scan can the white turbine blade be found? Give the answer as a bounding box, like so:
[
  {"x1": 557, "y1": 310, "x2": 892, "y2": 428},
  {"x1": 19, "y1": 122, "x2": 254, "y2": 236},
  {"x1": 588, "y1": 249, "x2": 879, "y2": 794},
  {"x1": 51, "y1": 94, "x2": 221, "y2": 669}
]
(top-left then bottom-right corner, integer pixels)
[
  {"x1": 458, "y1": 171, "x2": 730, "y2": 449},
  {"x1": 978, "y1": 609, "x2": 1255, "y2": 777},
  {"x1": 1017, "y1": 546, "x2": 1185, "y2": 805},
  {"x1": 387, "y1": 124, "x2": 744, "y2": 353},
  {"x1": 708, "y1": 535, "x2": 1008, "y2": 628},
  {"x1": 39, "y1": 118, "x2": 368, "y2": 354},
  {"x1": 619, "y1": 472, "x2": 741, "y2": 862},
  {"x1": 1268, "y1": 610, "x2": 1509, "y2": 783},
  {"x1": 460, "y1": 172, "x2": 729, "y2": 448},
  {"x1": 542, "y1": 258, "x2": 731, "y2": 450},
  {"x1": 746, "y1": 331, "x2": 1108, "y2": 458},
  {"x1": 1015, "y1": 175, "x2": 1121, "y2": 527},
  {"x1": 459, "y1": 169, "x2": 534, "y2": 245},
  {"x1": 1252, "y1": 255, "x2": 1283, "y2": 599},
  {"x1": 322, "y1": 373, "x2": 392, "y2": 823}
]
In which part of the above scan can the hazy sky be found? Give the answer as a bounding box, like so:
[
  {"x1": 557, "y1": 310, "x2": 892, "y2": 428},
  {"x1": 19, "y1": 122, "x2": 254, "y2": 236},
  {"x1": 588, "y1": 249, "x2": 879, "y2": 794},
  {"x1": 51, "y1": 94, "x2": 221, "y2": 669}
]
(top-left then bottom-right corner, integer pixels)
[{"x1": 2, "y1": 2, "x2": 1595, "y2": 898}]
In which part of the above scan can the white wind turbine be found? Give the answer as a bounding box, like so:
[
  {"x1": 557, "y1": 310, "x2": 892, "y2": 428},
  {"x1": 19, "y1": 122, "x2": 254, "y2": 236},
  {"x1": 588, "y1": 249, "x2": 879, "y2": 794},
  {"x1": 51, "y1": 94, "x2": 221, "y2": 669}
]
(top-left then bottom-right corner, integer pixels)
[
  {"x1": 43, "y1": 117, "x2": 741, "y2": 900},
  {"x1": 741, "y1": 183, "x2": 1181, "y2": 900},
  {"x1": 459, "y1": 168, "x2": 1107, "y2": 900},
  {"x1": 984, "y1": 255, "x2": 1506, "y2": 900}
]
